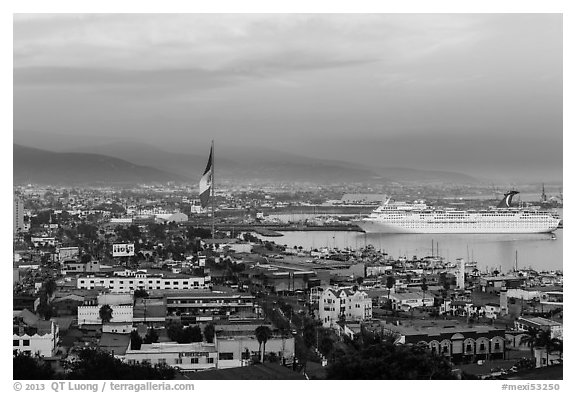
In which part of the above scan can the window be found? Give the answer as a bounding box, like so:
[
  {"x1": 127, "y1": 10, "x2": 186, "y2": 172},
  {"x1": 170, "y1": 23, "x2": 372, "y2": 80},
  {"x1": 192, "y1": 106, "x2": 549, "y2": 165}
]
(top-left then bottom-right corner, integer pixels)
[
  {"x1": 466, "y1": 344, "x2": 472, "y2": 352},
  {"x1": 175, "y1": 358, "x2": 182, "y2": 364},
  {"x1": 219, "y1": 352, "x2": 234, "y2": 360},
  {"x1": 479, "y1": 343, "x2": 486, "y2": 351},
  {"x1": 494, "y1": 342, "x2": 500, "y2": 350},
  {"x1": 158, "y1": 358, "x2": 166, "y2": 365},
  {"x1": 13, "y1": 340, "x2": 19, "y2": 346},
  {"x1": 207, "y1": 357, "x2": 214, "y2": 364},
  {"x1": 22, "y1": 340, "x2": 30, "y2": 346},
  {"x1": 190, "y1": 358, "x2": 199, "y2": 364}
]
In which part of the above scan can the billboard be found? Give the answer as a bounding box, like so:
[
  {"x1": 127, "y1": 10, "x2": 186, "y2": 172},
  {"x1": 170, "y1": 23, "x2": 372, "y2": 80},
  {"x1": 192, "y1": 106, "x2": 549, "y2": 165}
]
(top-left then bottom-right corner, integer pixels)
[
  {"x1": 113, "y1": 243, "x2": 135, "y2": 257},
  {"x1": 58, "y1": 246, "x2": 79, "y2": 261}
]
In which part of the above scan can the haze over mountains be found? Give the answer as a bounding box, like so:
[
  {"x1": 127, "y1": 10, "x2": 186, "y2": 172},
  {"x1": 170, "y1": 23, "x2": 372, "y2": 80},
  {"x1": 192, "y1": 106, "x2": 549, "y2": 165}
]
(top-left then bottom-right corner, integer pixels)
[{"x1": 13, "y1": 139, "x2": 479, "y2": 186}]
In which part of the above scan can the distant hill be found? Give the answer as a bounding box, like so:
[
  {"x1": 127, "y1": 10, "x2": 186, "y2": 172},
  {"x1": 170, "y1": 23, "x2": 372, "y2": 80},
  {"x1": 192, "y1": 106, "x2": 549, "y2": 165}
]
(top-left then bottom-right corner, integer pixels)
[
  {"x1": 67, "y1": 142, "x2": 477, "y2": 184},
  {"x1": 66, "y1": 142, "x2": 385, "y2": 183},
  {"x1": 13, "y1": 144, "x2": 188, "y2": 185},
  {"x1": 13, "y1": 138, "x2": 478, "y2": 185}
]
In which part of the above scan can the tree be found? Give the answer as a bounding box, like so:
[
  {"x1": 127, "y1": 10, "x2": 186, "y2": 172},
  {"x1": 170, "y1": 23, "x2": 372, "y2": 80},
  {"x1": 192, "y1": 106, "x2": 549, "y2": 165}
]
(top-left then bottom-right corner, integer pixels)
[
  {"x1": 143, "y1": 328, "x2": 159, "y2": 344},
  {"x1": 255, "y1": 325, "x2": 273, "y2": 363},
  {"x1": 189, "y1": 325, "x2": 203, "y2": 343},
  {"x1": 36, "y1": 292, "x2": 53, "y2": 320},
  {"x1": 203, "y1": 323, "x2": 215, "y2": 343},
  {"x1": 535, "y1": 330, "x2": 562, "y2": 366},
  {"x1": 519, "y1": 327, "x2": 540, "y2": 357},
  {"x1": 99, "y1": 304, "x2": 113, "y2": 323},
  {"x1": 134, "y1": 289, "x2": 149, "y2": 299},
  {"x1": 130, "y1": 330, "x2": 143, "y2": 350},
  {"x1": 319, "y1": 336, "x2": 334, "y2": 357},
  {"x1": 44, "y1": 279, "x2": 57, "y2": 297},
  {"x1": 13, "y1": 351, "x2": 59, "y2": 379},
  {"x1": 386, "y1": 275, "x2": 396, "y2": 301},
  {"x1": 64, "y1": 348, "x2": 174, "y2": 379},
  {"x1": 421, "y1": 277, "x2": 428, "y2": 306},
  {"x1": 326, "y1": 341, "x2": 455, "y2": 379}
]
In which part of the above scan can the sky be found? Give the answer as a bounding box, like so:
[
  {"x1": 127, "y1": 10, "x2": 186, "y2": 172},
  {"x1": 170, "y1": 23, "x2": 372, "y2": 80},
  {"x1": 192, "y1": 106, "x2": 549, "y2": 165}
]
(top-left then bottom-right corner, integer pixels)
[{"x1": 13, "y1": 13, "x2": 563, "y2": 182}]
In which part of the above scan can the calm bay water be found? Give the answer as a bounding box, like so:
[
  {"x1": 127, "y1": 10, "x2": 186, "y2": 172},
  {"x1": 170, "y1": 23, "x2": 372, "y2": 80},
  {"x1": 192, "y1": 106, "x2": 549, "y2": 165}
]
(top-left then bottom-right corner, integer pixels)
[
  {"x1": 261, "y1": 209, "x2": 563, "y2": 272},
  {"x1": 269, "y1": 230, "x2": 562, "y2": 273}
]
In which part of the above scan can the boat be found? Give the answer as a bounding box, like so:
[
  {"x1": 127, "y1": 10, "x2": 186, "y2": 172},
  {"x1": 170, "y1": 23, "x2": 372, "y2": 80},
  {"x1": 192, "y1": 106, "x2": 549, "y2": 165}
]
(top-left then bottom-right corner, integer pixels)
[{"x1": 354, "y1": 191, "x2": 561, "y2": 234}]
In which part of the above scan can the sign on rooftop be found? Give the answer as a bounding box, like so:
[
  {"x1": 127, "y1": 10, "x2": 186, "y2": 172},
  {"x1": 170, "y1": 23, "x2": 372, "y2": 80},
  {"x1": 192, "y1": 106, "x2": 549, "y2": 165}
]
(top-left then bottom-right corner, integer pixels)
[{"x1": 113, "y1": 243, "x2": 135, "y2": 257}]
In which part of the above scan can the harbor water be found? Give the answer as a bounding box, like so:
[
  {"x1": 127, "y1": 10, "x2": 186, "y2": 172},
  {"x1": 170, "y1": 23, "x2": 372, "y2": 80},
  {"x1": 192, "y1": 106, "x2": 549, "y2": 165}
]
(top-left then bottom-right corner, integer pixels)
[{"x1": 268, "y1": 230, "x2": 562, "y2": 273}]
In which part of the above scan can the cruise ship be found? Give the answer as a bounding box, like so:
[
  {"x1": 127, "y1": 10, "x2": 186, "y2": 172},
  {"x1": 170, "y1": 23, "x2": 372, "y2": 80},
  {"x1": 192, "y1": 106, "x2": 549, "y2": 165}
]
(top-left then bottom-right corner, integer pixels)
[{"x1": 354, "y1": 191, "x2": 561, "y2": 234}]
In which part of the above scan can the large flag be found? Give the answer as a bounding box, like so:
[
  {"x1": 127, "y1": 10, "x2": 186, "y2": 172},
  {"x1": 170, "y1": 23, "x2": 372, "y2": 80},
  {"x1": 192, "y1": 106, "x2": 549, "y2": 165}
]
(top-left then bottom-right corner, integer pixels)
[{"x1": 199, "y1": 144, "x2": 213, "y2": 208}]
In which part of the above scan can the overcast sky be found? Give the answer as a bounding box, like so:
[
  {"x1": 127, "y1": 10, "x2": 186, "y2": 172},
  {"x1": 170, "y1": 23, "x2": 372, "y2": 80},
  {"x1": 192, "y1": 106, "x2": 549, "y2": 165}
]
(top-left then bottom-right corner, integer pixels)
[{"x1": 13, "y1": 13, "x2": 562, "y2": 181}]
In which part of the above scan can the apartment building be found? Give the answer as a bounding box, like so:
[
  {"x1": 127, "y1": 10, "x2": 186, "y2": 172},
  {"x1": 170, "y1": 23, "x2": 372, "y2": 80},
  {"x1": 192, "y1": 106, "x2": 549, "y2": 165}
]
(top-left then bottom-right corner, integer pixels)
[
  {"x1": 319, "y1": 288, "x2": 372, "y2": 328},
  {"x1": 76, "y1": 272, "x2": 209, "y2": 292}
]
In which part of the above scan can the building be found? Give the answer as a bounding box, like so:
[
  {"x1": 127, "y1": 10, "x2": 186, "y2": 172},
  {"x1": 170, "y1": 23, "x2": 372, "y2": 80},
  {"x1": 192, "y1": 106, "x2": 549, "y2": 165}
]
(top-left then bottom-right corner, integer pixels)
[
  {"x1": 215, "y1": 322, "x2": 295, "y2": 369},
  {"x1": 479, "y1": 276, "x2": 527, "y2": 294},
  {"x1": 13, "y1": 310, "x2": 59, "y2": 357},
  {"x1": 77, "y1": 293, "x2": 134, "y2": 331},
  {"x1": 31, "y1": 237, "x2": 57, "y2": 248},
  {"x1": 62, "y1": 259, "x2": 101, "y2": 274},
  {"x1": 515, "y1": 316, "x2": 563, "y2": 340},
  {"x1": 76, "y1": 272, "x2": 210, "y2": 292},
  {"x1": 124, "y1": 342, "x2": 217, "y2": 371},
  {"x1": 58, "y1": 247, "x2": 80, "y2": 261},
  {"x1": 155, "y1": 212, "x2": 189, "y2": 224},
  {"x1": 388, "y1": 291, "x2": 435, "y2": 311},
  {"x1": 241, "y1": 264, "x2": 317, "y2": 294},
  {"x1": 164, "y1": 290, "x2": 259, "y2": 324},
  {"x1": 319, "y1": 288, "x2": 372, "y2": 328},
  {"x1": 14, "y1": 194, "x2": 25, "y2": 234},
  {"x1": 376, "y1": 320, "x2": 506, "y2": 364}
]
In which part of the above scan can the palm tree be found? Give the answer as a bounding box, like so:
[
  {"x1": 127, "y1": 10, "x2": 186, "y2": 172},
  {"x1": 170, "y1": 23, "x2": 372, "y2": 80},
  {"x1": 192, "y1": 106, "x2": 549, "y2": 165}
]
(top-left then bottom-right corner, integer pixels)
[
  {"x1": 99, "y1": 304, "x2": 113, "y2": 324},
  {"x1": 519, "y1": 327, "x2": 540, "y2": 358},
  {"x1": 255, "y1": 325, "x2": 273, "y2": 363},
  {"x1": 386, "y1": 275, "x2": 395, "y2": 303},
  {"x1": 421, "y1": 277, "x2": 428, "y2": 307},
  {"x1": 536, "y1": 330, "x2": 562, "y2": 366}
]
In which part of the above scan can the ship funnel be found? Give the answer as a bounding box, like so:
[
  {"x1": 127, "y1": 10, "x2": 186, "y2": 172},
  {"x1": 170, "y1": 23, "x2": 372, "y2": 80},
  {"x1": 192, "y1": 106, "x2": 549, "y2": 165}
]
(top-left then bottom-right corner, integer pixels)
[{"x1": 497, "y1": 191, "x2": 519, "y2": 208}]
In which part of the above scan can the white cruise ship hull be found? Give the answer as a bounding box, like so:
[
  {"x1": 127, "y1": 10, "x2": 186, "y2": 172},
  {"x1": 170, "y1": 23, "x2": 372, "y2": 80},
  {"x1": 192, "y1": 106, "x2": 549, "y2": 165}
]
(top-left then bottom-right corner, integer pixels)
[{"x1": 355, "y1": 219, "x2": 561, "y2": 234}]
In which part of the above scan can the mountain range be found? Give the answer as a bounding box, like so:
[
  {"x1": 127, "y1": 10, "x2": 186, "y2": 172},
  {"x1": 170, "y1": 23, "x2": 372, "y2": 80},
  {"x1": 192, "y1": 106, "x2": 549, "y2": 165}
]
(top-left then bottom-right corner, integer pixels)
[{"x1": 13, "y1": 141, "x2": 478, "y2": 186}]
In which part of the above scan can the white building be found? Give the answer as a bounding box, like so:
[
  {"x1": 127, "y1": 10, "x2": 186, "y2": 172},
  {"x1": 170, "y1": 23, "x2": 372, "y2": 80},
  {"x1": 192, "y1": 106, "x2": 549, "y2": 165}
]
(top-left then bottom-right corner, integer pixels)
[
  {"x1": 78, "y1": 304, "x2": 133, "y2": 326},
  {"x1": 76, "y1": 272, "x2": 209, "y2": 292},
  {"x1": 515, "y1": 317, "x2": 563, "y2": 340},
  {"x1": 77, "y1": 292, "x2": 134, "y2": 327},
  {"x1": 124, "y1": 342, "x2": 217, "y2": 371},
  {"x1": 14, "y1": 195, "x2": 25, "y2": 234},
  {"x1": 13, "y1": 312, "x2": 59, "y2": 358},
  {"x1": 388, "y1": 291, "x2": 435, "y2": 311},
  {"x1": 319, "y1": 288, "x2": 372, "y2": 328},
  {"x1": 155, "y1": 212, "x2": 188, "y2": 223},
  {"x1": 216, "y1": 334, "x2": 295, "y2": 369}
]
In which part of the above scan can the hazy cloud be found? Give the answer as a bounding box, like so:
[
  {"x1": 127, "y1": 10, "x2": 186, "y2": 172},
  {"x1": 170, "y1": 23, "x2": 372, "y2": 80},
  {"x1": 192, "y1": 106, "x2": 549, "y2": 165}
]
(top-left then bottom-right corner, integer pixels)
[{"x1": 13, "y1": 13, "x2": 562, "y2": 182}]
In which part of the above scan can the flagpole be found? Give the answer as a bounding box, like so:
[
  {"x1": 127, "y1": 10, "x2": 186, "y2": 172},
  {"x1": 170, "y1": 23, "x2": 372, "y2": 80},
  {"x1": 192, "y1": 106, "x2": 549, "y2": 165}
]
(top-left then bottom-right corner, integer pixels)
[{"x1": 211, "y1": 140, "x2": 215, "y2": 240}]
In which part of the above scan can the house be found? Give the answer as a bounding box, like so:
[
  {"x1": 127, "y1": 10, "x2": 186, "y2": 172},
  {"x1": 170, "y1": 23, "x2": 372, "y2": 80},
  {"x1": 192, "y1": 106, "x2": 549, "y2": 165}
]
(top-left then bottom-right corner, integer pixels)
[
  {"x1": 319, "y1": 287, "x2": 372, "y2": 328},
  {"x1": 388, "y1": 291, "x2": 434, "y2": 311},
  {"x1": 13, "y1": 310, "x2": 59, "y2": 357}
]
